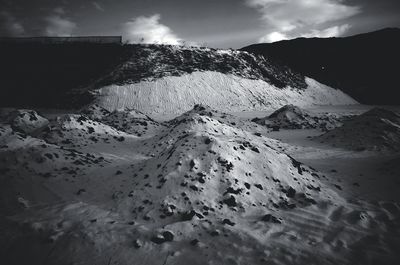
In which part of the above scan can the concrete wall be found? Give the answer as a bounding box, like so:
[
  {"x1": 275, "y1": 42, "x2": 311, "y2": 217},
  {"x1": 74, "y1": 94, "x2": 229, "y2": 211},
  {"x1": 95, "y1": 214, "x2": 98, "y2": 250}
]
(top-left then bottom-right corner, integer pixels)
[{"x1": 0, "y1": 36, "x2": 122, "y2": 44}]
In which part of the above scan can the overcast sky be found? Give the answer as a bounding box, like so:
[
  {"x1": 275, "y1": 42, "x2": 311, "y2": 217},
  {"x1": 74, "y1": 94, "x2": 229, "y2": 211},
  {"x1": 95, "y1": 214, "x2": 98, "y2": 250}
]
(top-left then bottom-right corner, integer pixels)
[{"x1": 1, "y1": 0, "x2": 400, "y2": 48}]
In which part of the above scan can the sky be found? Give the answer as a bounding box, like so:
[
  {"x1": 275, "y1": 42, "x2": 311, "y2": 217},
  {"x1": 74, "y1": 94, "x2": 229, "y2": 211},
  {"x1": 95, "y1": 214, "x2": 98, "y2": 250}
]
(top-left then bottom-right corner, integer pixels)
[{"x1": 1, "y1": 0, "x2": 400, "y2": 48}]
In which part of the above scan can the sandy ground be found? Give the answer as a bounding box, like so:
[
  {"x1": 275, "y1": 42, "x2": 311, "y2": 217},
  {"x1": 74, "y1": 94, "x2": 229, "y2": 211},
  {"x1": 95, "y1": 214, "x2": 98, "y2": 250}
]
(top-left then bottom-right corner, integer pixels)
[
  {"x1": 231, "y1": 105, "x2": 400, "y2": 202},
  {"x1": 0, "y1": 104, "x2": 399, "y2": 265},
  {"x1": 264, "y1": 128, "x2": 400, "y2": 202},
  {"x1": 231, "y1": 104, "x2": 400, "y2": 119}
]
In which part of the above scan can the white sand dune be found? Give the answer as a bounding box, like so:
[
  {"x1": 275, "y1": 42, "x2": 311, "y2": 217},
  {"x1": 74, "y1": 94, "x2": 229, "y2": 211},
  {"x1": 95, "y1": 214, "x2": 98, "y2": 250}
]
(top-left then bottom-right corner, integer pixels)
[{"x1": 94, "y1": 71, "x2": 357, "y2": 115}]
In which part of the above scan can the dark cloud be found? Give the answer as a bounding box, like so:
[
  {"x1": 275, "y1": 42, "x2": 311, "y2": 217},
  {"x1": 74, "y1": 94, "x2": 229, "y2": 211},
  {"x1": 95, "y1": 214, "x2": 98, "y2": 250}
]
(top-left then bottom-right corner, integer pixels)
[
  {"x1": 0, "y1": 10, "x2": 25, "y2": 36},
  {"x1": 44, "y1": 14, "x2": 76, "y2": 36}
]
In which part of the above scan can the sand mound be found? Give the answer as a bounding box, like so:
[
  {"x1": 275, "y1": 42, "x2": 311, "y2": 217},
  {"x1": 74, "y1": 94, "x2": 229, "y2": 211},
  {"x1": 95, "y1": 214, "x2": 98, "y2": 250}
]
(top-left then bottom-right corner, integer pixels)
[
  {"x1": 94, "y1": 44, "x2": 306, "y2": 90},
  {"x1": 79, "y1": 104, "x2": 111, "y2": 121},
  {"x1": 316, "y1": 108, "x2": 400, "y2": 151},
  {"x1": 254, "y1": 104, "x2": 345, "y2": 131},
  {"x1": 39, "y1": 114, "x2": 134, "y2": 150},
  {"x1": 81, "y1": 104, "x2": 164, "y2": 137},
  {"x1": 87, "y1": 45, "x2": 357, "y2": 116},
  {"x1": 94, "y1": 71, "x2": 357, "y2": 115},
  {"x1": 1, "y1": 109, "x2": 49, "y2": 134},
  {"x1": 0, "y1": 124, "x2": 107, "y2": 215},
  {"x1": 0, "y1": 106, "x2": 399, "y2": 265},
  {"x1": 100, "y1": 108, "x2": 163, "y2": 137}
]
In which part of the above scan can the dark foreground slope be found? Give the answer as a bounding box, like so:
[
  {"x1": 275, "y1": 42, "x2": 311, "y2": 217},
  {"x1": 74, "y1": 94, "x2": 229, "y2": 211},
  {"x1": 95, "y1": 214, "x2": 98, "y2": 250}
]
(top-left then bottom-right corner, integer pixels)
[{"x1": 242, "y1": 28, "x2": 400, "y2": 105}]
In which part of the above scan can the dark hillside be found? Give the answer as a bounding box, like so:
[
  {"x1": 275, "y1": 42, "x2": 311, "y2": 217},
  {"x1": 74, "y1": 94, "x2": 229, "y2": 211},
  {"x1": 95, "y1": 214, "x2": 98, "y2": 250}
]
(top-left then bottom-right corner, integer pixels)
[
  {"x1": 0, "y1": 43, "x2": 126, "y2": 108},
  {"x1": 242, "y1": 28, "x2": 400, "y2": 105}
]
